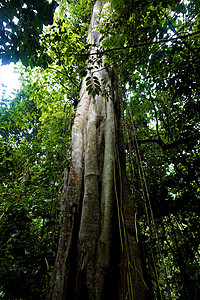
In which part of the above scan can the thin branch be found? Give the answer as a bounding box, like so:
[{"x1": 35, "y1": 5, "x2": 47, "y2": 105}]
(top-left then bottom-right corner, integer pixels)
[
  {"x1": 92, "y1": 30, "x2": 200, "y2": 55},
  {"x1": 48, "y1": 66, "x2": 80, "y2": 88},
  {"x1": 53, "y1": 30, "x2": 200, "y2": 57},
  {"x1": 59, "y1": 81, "x2": 71, "y2": 91},
  {"x1": 139, "y1": 133, "x2": 200, "y2": 150},
  {"x1": 165, "y1": 14, "x2": 197, "y2": 55}
]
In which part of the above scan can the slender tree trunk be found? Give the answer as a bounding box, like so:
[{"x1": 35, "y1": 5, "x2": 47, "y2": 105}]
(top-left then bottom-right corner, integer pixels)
[{"x1": 46, "y1": 1, "x2": 146, "y2": 299}]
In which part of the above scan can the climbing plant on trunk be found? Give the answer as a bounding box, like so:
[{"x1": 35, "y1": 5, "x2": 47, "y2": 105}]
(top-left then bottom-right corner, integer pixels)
[{"x1": 46, "y1": 1, "x2": 146, "y2": 299}]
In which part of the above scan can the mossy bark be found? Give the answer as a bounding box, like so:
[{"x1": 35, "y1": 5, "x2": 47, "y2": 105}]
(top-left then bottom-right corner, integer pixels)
[{"x1": 46, "y1": 1, "x2": 146, "y2": 299}]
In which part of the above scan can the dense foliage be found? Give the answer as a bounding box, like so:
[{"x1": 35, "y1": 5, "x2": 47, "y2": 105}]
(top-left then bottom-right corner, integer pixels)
[
  {"x1": 0, "y1": 64, "x2": 74, "y2": 298},
  {"x1": 0, "y1": 0, "x2": 199, "y2": 299},
  {"x1": 0, "y1": 0, "x2": 57, "y2": 65}
]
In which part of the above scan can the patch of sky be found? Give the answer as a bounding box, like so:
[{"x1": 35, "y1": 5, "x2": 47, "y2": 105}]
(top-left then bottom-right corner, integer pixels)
[
  {"x1": 166, "y1": 163, "x2": 175, "y2": 175},
  {"x1": 0, "y1": 61, "x2": 21, "y2": 101},
  {"x1": 13, "y1": 16, "x2": 19, "y2": 25}
]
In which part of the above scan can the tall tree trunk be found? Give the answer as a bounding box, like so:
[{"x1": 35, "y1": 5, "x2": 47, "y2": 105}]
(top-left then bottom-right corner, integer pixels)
[{"x1": 46, "y1": 1, "x2": 146, "y2": 299}]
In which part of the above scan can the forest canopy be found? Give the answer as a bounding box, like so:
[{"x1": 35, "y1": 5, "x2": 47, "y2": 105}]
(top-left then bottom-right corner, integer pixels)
[{"x1": 0, "y1": 0, "x2": 200, "y2": 299}]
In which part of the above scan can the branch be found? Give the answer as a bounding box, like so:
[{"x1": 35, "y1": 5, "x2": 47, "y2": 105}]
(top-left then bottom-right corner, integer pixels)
[
  {"x1": 93, "y1": 30, "x2": 200, "y2": 55},
  {"x1": 48, "y1": 66, "x2": 80, "y2": 88},
  {"x1": 139, "y1": 133, "x2": 200, "y2": 150},
  {"x1": 165, "y1": 14, "x2": 197, "y2": 55},
  {"x1": 52, "y1": 30, "x2": 200, "y2": 58},
  {"x1": 163, "y1": 133, "x2": 200, "y2": 150}
]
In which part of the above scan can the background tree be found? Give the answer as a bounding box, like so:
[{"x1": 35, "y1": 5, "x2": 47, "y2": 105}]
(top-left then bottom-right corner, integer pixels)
[{"x1": 0, "y1": 64, "x2": 73, "y2": 299}]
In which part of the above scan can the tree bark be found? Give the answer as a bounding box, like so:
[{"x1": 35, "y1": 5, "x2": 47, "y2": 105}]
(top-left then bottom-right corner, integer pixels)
[{"x1": 46, "y1": 1, "x2": 146, "y2": 299}]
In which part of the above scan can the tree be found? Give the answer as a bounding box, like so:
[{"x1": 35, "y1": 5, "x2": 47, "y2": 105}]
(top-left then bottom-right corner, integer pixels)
[
  {"x1": 46, "y1": 1, "x2": 146, "y2": 299},
  {"x1": 1, "y1": 0, "x2": 200, "y2": 299},
  {"x1": 44, "y1": 0, "x2": 200, "y2": 298}
]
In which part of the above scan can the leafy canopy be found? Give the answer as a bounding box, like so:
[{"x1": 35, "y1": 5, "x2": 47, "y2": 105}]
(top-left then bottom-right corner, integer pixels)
[{"x1": 0, "y1": 0, "x2": 58, "y2": 66}]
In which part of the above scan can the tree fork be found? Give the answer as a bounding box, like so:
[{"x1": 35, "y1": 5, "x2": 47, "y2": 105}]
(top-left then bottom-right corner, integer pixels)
[{"x1": 46, "y1": 1, "x2": 146, "y2": 299}]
